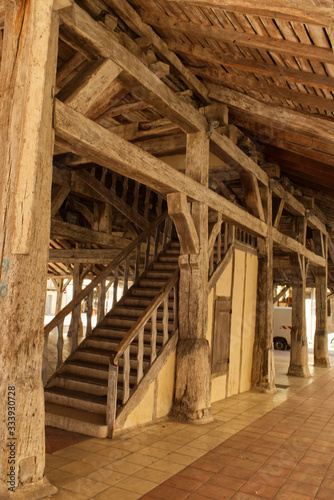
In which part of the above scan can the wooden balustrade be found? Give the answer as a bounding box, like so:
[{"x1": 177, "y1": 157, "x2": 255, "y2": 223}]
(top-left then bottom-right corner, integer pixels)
[
  {"x1": 43, "y1": 212, "x2": 172, "y2": 385},
  {"x1": 107, "y1": 271, "x2": 179, "y2": 437},
  {"x1": 90, "y1": 166, "x2": 167, "y2": 221},
  {"x1": 208, "y1": 221, "x2": 257, "y2": 280}
]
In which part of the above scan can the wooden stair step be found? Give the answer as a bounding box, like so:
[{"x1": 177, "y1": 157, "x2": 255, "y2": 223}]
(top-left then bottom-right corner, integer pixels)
[{"x1": 45, "y1": 402, "x2": 108, "y2": 438}]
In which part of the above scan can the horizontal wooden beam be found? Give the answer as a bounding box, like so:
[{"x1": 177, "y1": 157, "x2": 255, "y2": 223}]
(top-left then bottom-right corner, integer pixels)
[
  {"x1": 54, "y1": 99, "x2": 268, "y2": 237},
  {"x1": 140, "y1": 11, "x2": 334, "y2": 64},
  {"x1": 209, "y1": 85, "x2": 334, "y2": 147},
  {"x1": 49, "y1": 248, "x2": 123, "y2": 263},
  {"x1": 51, "y1": 218, "x2": 132, "y2": 247},
  {"x1": 58, "y1": 3, "x2": 208, "y2": 133},
  {"x1": 167, "y1": 0, "x2": 334, "y2": 25},
  {"x1": 166, "y1": 40, "x2": 334, "y2": 92},
  {"x1": 272, "y1": 227, "x2": 326, "y2": 267}
]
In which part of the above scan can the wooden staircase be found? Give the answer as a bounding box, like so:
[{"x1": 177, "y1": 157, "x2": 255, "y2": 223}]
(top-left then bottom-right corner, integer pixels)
[{"x1": 44, "y1": 232, "x2": 180, "y2": 438}]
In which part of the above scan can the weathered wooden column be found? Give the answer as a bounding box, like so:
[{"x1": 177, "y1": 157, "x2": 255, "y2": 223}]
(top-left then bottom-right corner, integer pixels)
[
  {"x1": 314, "y1": 267, "x2": 330, "y2": 367},
  {"x1": 251, "y1": 188, "x2": 276, "y2": 391},
  {"x1": 68, "y1": 263, "x2": 84, "y2": 347},
  {"x1": 0, "y1": 1, "x2": 58, "y2": 498},
  {"x1": 169, "y1": 132, "x2": 212, "y2": 422},
  {"x1": 288, "y1": 255, "x2": 311, "y2": 377}
]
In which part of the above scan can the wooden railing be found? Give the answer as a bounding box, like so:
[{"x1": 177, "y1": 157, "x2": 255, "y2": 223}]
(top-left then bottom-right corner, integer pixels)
[
  {"x1": 208, "y1": 219, "x2": 257, "y2": 280},
  {"x1": 106, "y1": 271, "x2": 179, "y2": 437},
  {"x1": 42, "y1": 212, "x2": 173, "y2": 385},
  {"x1": 80, "y1": 166, "x2": 167, "y2": 227}
]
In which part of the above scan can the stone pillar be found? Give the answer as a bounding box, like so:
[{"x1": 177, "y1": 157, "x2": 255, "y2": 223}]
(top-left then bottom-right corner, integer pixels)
[
  {"x1": 0, "y1": 1, "x2": 58, "y2": 498},
  {"x1": 251, "y1": 189, "x2": 276, "y2": 392},
  {"x1": 288, "y1": 257, "x2": 311, "y2": 377},
  {"x1": 171, "y1": 132, "x2": 212, "y2": 422},
  {"x1": 314, "y1": 267, "x2": 330, "y2": 367}
]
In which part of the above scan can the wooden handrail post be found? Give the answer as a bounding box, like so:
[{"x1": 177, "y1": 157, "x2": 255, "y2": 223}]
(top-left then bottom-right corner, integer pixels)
[
  {"x1": 123, "y1": 347, "x2": 130, "y2": 404},
  {"x1": 106, "y1": 362, "x2": 118, "y2": 438}
]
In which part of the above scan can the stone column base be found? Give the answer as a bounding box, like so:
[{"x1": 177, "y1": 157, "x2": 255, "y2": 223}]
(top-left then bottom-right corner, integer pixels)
[
  {"x1": 314, "y1": 357, "x2": 330, "y2": 368},
  {"x1": 0, "y1": 477, "x2": 57, "y2": 500},
  {"x1": 288, "y1": 364, "x2": 311, "y2": 377}
]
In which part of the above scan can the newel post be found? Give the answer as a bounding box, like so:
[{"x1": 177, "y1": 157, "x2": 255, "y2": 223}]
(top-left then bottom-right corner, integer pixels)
[{"x1": 106, "y1": 361, "x2": 118, "y2": 438}]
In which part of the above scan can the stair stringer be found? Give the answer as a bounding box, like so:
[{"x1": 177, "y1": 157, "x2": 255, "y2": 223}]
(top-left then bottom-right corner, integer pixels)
[{"x1": 113, "y1": 330, "x2": 178, "y2": 435}]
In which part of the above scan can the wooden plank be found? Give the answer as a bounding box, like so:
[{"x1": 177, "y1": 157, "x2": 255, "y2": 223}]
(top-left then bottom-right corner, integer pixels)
[
  {"x1": 212, "y1": 298, "x2": 231, "y2": 375},
  {"x1": 140, "y1": 12, "x2": 334, "y2": 63},
  {"x1": 167, "y1": 0, "x2": 334, "y2": 25},
  {"x1": 192, "y1": 66, "x2": 334, "y2": 113},
  {"x1": 210, "y1": 130, "x2": 268, "y2": 186},
  {"x1": 208, "y1": 85, "x2": 334, "y2": 147},
  {"x1": 57, "y1": 58, "x2": 123, "y2": 117},
  {"x1": 58, "y1": 3, "x2": 208, "y2": 132},
  {"x1": 76, "y1": 170, "x2": 149, "y2": 230},
  {"x1": 54, "y1": 99, "x2": 268, "y2": 237},
  {"x1": 48, "y1": 248, "x2": 121, "y2": 263},
  {"x1": 167, "y1": 40, "x2": 334, "y2": 91},
  {"x1": 103, "y1": 0, "x2": 209, "y2": 103},
  {"x1": 51, "y1": 219, "x2": 132, "y2": 247},
  {"x1": 272, "y1": 227, "x2": 326, "y2": 267}
]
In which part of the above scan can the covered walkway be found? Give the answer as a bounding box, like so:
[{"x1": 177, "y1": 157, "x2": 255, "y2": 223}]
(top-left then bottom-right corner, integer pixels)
[{"x1": 44, "y1": 353, "x2": 334, "y2": 500}]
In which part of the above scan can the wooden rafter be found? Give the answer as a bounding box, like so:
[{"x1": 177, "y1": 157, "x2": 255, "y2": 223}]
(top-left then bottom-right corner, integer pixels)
[{"x1": 140, "y1": 11, "x2": 334, "y2": 64}]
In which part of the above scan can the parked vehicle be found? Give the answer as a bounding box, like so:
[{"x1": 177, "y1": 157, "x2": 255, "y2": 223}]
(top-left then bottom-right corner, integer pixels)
[
  {"x1": 273, "y1": 307, "x2": 291, "y2": 350},
  {"x1": 273, "y1": 306, "x2": 334, "y2": 350}
]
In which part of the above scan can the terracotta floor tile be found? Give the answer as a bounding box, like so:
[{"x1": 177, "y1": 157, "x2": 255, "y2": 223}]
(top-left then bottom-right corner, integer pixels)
[
  {"x1": 195, "y1": 483, "x2": 236, "y2": 500},
  {"x1": 164, "y1": 474, "x2": 203, "y2": 492},
  {"x1": 230, "y1": 492, "x2": 266, "y2": 500},
  {"x1": 144, "y1": 484, "x2": 190, "y2": 500},
  {"x1": 249, "y1": 472, "x2": 286, "y2": 489},
  {"x1": 178, "y1": 466, "x2": 215, "y2": 483},
  {"x1": 191, "y1": 458, "x2": 225, "y2": 473},
  {"x1": 207, "y1": 473, "x2": 245, "y2": 490},
  {"x1": 278, "y1": 479, "x2": 319, "y2": 497},
  {"x1": 288, "y1": 470, "x2": 323, "y2": 486},
  {"x1": 220, "y1": 465, "x2": 253, "y2": 480},
  {"x1": 316, "y1": 487, "x2": 334, "y2": 499},
  {"x1": 239, "y1": 480, "x2": 277, "y2": 499}
]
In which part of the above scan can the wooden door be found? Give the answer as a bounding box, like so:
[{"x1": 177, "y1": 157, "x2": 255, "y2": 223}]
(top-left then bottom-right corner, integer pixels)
[{"x1": 212, "y1": 298, "x2": 231, "y2": 374}]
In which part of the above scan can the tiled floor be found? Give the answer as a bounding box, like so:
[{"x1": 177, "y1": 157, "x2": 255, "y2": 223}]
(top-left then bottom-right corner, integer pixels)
[{"x1": 43, "y1": 350, "x2": 334, "y2": 500}]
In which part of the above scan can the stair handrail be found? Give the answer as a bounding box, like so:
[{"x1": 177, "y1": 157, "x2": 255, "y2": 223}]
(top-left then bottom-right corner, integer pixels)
[
  {"x1": 44, "y1": 211, "x2": 169, "y2": 336},
  {"x1": 113, "y1": 270, "x2": 179, "y2": 365},
  {"x1": 43, "y1": 211, "x2": 172, "y2": 385},
  {"x1": 106, "y1": 268, "x2": 179, "y2": 437}
]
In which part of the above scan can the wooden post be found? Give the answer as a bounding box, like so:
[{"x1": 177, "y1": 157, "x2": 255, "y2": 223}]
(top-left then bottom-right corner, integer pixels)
[
  {"x1": 314, "y1": 267, "x2": 330, "y2": 367},
  {"x1": 106, "y1": 362, "x2": 118, "y2": 438},
  {"x1": 172, "y1": 132, "x2": 212, "y2": 422},
  {"x1": 68, "y1": 263, "x2": 83, "y2": 345},
  {"x1": 251, "y1": 188, "x2": 276, "y2": 392},
  {"x1": 288, "y1": 255, "x2": 311, "y2": 377},
  {"x1": 0, "y1": 1, "x2": 58, "y2": 497}
]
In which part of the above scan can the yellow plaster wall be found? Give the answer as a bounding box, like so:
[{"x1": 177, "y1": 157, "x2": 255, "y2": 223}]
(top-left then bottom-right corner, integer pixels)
[
  {"x1": 121, "y1": 383, "x2": 155, "y2": 430},
  {"x1": 209, "y1": 248, "x2": 258, "y2": 403},
  {"x1": 119, "y1": 350, "x2": 176, "y2": 431},
  {"x1": 211, "y1": 374, "x2": 227, "y2": 403},
  {"x1": 227, "y1": 250, "x2": 246, "y2": 397},
  {"x1": 239, "y1": 253, "x2": 258, "y2": 393},
  {"x1": 156, "y1": 351, "x2": 176, "y2": 419}
]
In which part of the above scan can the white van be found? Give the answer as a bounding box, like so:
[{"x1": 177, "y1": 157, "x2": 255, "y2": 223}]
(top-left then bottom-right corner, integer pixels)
[
  {"x1": 273, "y1": 307, "x2": 291, "y2": 350},
  {"x1": 273, "y1": 306, "x2": 334, "y2": 349}
]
